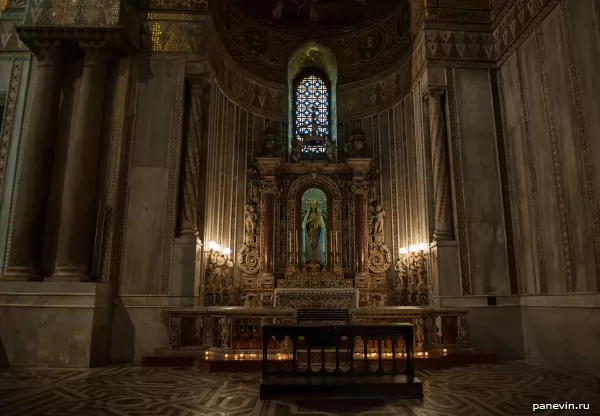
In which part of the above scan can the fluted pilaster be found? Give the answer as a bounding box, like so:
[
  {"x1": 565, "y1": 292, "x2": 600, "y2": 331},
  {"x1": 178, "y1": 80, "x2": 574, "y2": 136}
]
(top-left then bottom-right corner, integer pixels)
[
  {"x1": 51, "y1": 42, "x2": 111, "y2": 281},
  {"x1": 261, "y1": 181, "x2": 277, "y2": 273},
  {"x1": 2, "y1": 42, "x2": 63, "y2": 281},
  {"x1": 427, "y1": 88, "x2": 454, "y2": 241}
]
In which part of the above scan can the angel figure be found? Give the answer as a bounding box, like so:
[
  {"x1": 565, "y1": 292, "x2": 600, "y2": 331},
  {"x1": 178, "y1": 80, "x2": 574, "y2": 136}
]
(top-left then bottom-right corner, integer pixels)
[
  {"x1": 244, "y1": 204, "x2": 257, "y2": 243},
  {"x1": 372, "y1": 204, "x2": 386, "y2": 235}
]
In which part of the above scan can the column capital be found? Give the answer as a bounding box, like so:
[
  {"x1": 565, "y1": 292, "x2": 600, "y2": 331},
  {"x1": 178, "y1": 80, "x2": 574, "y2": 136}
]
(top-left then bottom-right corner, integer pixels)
[
  {"x1": 33, "y1": 41, "x2": 62, "y2": 67},
  {"x1": 423, "y1": 87, "x2": 446, "y2": 101},
  {"x1": 188, "y1": 73, "x2": 212, "y2": 97},
  {"x1": 259, "y1": 180, "x2": 278, "y2": 195},
  {"x1": 79, "y1": 41, "x2": 112, "y2": 67}
]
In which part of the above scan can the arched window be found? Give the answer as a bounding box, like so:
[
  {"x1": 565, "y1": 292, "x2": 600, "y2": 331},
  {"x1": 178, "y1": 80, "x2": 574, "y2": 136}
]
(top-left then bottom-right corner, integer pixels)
[{"x1": 293, "y1": 70, "x2": 331, "y2": 155}]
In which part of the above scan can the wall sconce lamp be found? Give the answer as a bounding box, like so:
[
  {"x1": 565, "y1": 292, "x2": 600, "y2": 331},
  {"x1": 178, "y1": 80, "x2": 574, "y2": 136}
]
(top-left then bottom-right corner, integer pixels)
[{"x1": 396, "y1": 242, "x2": 429, "y2": 291}]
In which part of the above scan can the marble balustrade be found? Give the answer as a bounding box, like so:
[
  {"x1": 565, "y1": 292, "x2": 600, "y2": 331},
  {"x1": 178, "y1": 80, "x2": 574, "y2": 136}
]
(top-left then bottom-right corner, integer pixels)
[{"x1": 167, "y1": 306, "x2": 469, "y2": 357}]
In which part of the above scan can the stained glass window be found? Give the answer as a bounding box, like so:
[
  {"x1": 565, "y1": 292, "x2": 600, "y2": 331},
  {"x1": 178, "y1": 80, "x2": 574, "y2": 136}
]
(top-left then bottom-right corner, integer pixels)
[{"x1": 294, "y1": 71, "x2": 330, "y2": 154}]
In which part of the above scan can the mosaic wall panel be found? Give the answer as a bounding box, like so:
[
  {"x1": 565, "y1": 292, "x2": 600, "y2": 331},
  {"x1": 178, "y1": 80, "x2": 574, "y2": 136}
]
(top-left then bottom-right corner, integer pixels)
[
  {"x1": 207, "y1": 24, "x2": 287, "y2": 119},
  {"x1": 0, "y1": 10, "x2": 28, "y2": 52},
  {"x1": 139, "y1": 0, "x2": 209, "y2": 10},
  {"x1": 425, "y1": 0, "x2": 491, "y2": 25},
  {"x1": 141, "y1": 14, "x2": 209, "y2": 54},
  {"x1": 24, "y1": 0, "x2": 122, "y2": 26},
  {"x1": 425, "y1": 30, "x2": 495, "y2": 62},
  {"x1": 494, "y1": 0, "x2": 559, "y2": 64}
]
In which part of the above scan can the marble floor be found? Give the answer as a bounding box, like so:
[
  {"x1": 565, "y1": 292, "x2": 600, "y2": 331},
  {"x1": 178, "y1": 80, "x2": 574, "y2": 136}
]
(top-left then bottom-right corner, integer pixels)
[{"x1": 0, "y1": 362, "x2": 599, "y2": 416}]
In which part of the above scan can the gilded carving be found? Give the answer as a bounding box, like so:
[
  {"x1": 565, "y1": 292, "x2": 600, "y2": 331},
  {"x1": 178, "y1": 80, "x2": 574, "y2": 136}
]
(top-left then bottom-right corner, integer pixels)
[
  {"x1": 368, "y1": 201, "x2": 391, "y2": 274},
  {"x1": 237, "y1": 202, "x2": 260, "y2": 274},
  {"x1": 218, "y1": 317, "x2": 231, "y2": 349},
  {"x1": 343, "y1": 128, "x2": 367, "y2": 158}
]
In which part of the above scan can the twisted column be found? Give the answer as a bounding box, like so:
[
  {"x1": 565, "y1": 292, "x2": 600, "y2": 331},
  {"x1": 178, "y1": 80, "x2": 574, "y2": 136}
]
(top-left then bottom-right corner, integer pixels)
[
  {"x1": 427, "y1": 88, "x2": 454, "y2": 241},
  {"x1": 51, "y1": 42, "x2": 111, "y2": 281},
  {"x1": 180, "y1": 74, "x2": 210, "y2": 238},
  {"x1": 2, "y1": 42, "x2": 63, "y2": 281}
]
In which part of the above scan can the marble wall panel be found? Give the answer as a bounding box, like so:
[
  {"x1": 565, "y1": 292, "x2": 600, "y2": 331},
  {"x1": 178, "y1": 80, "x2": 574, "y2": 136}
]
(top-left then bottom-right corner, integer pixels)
[
  {"x1": 566, "y1": 0, "x2": 600, "y2": 292},
  {"x1": 454, "y1": 68, "x2": 509, "y2": 295},
  {"x1": 132, "y1": 60, "x2": 177, "y2": 168},
  {"x1": 542, "y1": 6, "x2": 596, "y2": 292},
  {"x1": 498, "y1": 1, "x2": 600, "y2": 297},
  {"x1": 0, "y1": 282, "x2": 112, "y2": 367},
  {"x1": 110, "y1": 305, "x2": 171, "y2": 363},
  {"x1": 521, "y1": 302, "x2": 600, "y2": 376},
  {"x1": 519, "y1": 34, "x2": 565, "y2": 294},
  {"x1": 121, "y1": 167, "x2": 169, "y2": 294},
  {"x1": 499, "y1": 55, "x2": 538, "y2": 295}
]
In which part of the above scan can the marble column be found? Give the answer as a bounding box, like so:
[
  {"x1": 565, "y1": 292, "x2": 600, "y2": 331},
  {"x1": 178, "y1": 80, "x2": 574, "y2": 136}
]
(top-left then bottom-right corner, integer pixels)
[
  {"x1": 173, "y1": 74, "x2": 210, "y2": 297},
  {"x1": 179, "y1": 74, "x2": 210, "y2": 238},
  {"x1": 2, "y1": 42, "x2": 63, "y2": 281},
  {"x1": 50, "y1": 42, "x2": 110, "y2": 281},
  {"x1": 354, "y1": 189, "x2": 367, "y2": 273},
  {"x1": 425, "y1": 88, "x2": 461, "y2": 300},
  {"x1": 261, "y1": 183, "x2": 276, "y2": 273},
  {"x1": 427, "y1": 88, "x2": 454, "y2": 241}
]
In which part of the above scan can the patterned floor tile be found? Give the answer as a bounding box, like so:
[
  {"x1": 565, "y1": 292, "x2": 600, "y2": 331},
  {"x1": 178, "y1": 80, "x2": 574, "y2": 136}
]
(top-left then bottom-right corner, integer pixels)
[{"x1": 0, "y1": 362, "x2": 598, "y2": 416}]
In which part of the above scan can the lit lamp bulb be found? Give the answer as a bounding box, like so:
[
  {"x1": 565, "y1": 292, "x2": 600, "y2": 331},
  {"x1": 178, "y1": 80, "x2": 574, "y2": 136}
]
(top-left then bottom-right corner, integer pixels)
[
  {"x1": 418, "y1": 242, "x2": 428, "y2": 251},
  {"x1": 208, "y1": 241, "x2": 217, "y2": 251},
  {"x1": 399, "y1": 247, "x2": 408, "y2": 255},
  {"x1": 222, "y1": 248, "x2": 231, "y2": 256},
  {"x1": 409, "y1": 244, "x2": 417, "y2": 252},
  {"x1": 214, "y1": 244, "x2": 221, "y2": 252}
]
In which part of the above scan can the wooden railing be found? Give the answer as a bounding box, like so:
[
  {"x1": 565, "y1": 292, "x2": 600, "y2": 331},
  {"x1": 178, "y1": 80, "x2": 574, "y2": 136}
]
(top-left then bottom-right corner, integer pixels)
[
  {"x1": 260, "y1": 323, "x2": 422, "y2": 399},
  {"x1": 261, "y1": 323, "x2": 415, "y2": 377}
]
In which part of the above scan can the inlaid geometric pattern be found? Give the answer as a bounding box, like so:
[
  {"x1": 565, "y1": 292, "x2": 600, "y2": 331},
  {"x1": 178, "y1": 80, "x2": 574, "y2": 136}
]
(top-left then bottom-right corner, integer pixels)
[{"x1": 1, "y1": 362, "x2": 598, "y2": 416}]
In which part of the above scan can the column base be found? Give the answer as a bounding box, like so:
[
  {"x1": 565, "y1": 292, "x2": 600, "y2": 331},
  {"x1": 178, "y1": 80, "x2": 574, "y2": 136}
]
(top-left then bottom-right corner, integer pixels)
[
  {"x1": 0, "y1": 281, "x2": 113, "y2": 367},
  {"x1": 172, "y1": 236, "x2": 198, "y2": 296},
  {"x1": 430, "y1": 240, "x2": 461, "y2": 300},
  {"x1": 49, "y1": 264, "x2": 93, "y2": 282},
  {"x1": 1, "y1": 266, "x2": 43, "y2": 281}
]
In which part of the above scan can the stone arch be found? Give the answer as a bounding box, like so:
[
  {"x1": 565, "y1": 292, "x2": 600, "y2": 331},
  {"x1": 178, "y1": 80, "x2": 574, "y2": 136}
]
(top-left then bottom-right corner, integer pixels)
[{"x1": 288, "y1": 174, "x2": 342, "y2": 202}]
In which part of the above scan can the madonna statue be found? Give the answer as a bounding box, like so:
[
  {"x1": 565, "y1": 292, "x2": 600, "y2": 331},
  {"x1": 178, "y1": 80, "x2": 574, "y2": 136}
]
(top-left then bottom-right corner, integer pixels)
[{"x1": 303, "y1": 200, "x2": 326, "y2": 267}]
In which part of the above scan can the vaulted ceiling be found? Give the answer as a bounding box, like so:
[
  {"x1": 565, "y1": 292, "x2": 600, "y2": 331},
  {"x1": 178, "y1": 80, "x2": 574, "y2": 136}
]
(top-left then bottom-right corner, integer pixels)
[{"x1": 212, "y1": 0, "x2": 412, "y2": 84}]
